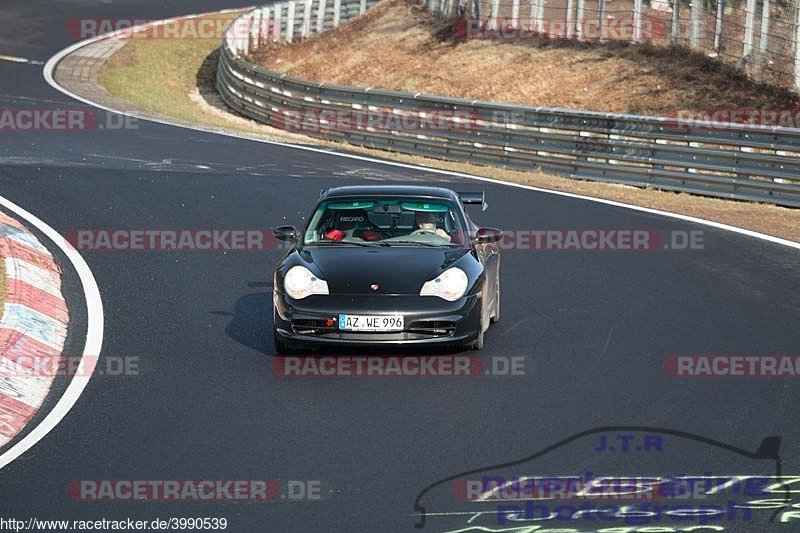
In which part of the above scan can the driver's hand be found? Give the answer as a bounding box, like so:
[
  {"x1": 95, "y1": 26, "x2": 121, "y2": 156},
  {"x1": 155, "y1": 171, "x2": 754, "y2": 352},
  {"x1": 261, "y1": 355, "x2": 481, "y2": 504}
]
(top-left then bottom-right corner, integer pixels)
[{"x1": 435, "y1": 228, "x2": 451, "y2": 241}]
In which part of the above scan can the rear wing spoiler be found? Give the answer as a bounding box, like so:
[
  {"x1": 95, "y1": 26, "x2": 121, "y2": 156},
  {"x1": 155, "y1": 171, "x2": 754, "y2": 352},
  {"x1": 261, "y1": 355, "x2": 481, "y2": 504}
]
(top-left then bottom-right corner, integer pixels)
[{"x1": 458, "y1": 191, "x2": 487, "y2": 211}]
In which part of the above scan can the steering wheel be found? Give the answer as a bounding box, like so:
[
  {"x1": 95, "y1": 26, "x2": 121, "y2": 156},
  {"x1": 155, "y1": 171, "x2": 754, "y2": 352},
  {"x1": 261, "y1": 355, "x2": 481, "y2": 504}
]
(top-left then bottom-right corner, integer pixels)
[{"x1": 410, "y1": 228, "x2": 439, "y2": 236}]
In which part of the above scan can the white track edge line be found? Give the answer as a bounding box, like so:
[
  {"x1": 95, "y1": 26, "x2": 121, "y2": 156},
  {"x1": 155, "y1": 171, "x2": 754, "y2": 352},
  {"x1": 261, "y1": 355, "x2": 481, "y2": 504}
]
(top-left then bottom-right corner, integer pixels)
[
  {"x1": 0, "y1": 195, "x2": 104, "y2": 470},
  {"x1": 41, "y1": 12, "x2": 800, "y2": 252}
]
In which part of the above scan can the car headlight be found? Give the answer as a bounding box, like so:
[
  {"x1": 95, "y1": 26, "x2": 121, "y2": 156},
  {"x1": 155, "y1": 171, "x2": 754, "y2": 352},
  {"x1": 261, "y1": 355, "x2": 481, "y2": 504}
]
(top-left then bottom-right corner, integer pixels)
[
  {"x1": 283, "y1": 265, "x2": 329, "y2": 299},
  {"x1": 420, "y1": 267, "x2": 468, "y2": 301}
]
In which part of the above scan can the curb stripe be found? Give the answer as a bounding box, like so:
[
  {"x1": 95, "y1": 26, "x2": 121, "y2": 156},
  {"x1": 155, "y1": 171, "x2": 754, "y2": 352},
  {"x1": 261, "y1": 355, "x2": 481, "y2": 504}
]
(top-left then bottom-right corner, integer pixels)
[
  {"x1": 0, "y1": 195, "x2": 102, "y2": 470},
  {"x1": 0, "y1": 394, "x2": 37, "y2": 418},
  {"x1": 0, "y1": 360, "x2": 51, "y2": 406},
  {"x1": 0, "y1": 214, "x2": 24, "y2": 230},
  {"x1": 4, "y1": 258, "x2": 63, "y2": 298},
  {"x1": 0, "y1": 329, "x2": 60, "y2": 370},
  {"x1": 0, "y1": 397, "x2": 37, "y2": 444},
  {"x1": 0, "y1": 225, "x2": 49, "y2": 253},
  {"x1": 0, "y1": 303, "x2": 67, "y2": 351},
  {"x1": 0, "y1": 215, "x2": 70, "y2": 450},
  {"x1": 6, "y1": 280, "x2": 69, "y2": 323},
  {"x1": 0, "y1": 237, "x2": 58, "y2": 271},
  {"x1": 0, "y1": 196, "x2": 105, "y2": 469},
  {"x1": 0, "y1": 410, "x2": 31, "y2": 442}
]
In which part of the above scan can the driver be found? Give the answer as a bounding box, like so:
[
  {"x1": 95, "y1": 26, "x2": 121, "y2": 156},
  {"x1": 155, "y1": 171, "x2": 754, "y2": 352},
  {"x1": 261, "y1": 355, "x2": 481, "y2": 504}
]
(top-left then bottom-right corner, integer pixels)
[{"x1": 415, "y1": 212, "x2": 451, "y2": 241}]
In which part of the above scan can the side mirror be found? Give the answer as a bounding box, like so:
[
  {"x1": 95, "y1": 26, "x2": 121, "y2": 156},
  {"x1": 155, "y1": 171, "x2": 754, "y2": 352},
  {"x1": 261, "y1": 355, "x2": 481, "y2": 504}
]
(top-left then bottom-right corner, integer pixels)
[
  {"x1": 273, "y1": 225, "x2": 298, "y2": 242},
  {"x1": 475, "y1": 227, "x2": 503, "y2": 243}
]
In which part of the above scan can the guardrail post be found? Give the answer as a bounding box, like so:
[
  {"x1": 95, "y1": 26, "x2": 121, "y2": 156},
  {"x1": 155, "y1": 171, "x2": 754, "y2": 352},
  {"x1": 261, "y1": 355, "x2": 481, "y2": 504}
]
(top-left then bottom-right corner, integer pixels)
[
  {"x1": 633, "y1": 0, "x2": 642, "y2": 41},
  {"x1": 286, "y1": 1, "x2": 296, "y2": 42},
  {"x1": 225, "y1": 25, "x2": 234, "y2": 53},
  {"x1": 316, "y1": 0, "x2": 327, "y2": 33},
  {"x1": 795, "y1": 0, "x2": 800, "y2": 91},
  {"x1": 566, "y1": 0, "x2": 576, "y2": 37},
  {"x1": 713, "y1": 0, "x2": 725, "y2": 51},
  {"x1": 512, "y1": 0, "x2": 520, "y2": 28},
  {"x1": 690, "y1": 0, "x2": 699, "y2": 48},
  {"x1": 360, "y1": 0, "x2": 368, "y2": 15},
  {"x1": 530, "y1": 0, "x2": 542, "y2": 33},
  {"x1": 251, "y1": 9, "x2": 262, "y2": 49},
  {"x1": 576, "y1": 0, "x2": 585, "y2": 38},
  {"x1": 759, "y1": 0, "x2": 771, "y2": 55},
  {"x1": 229, "y1": 19, "x2": 238, "y2": 53},
  {"x1": 743, "y1": 0, "x2": 756, "y2": 58},
  {"x1": 488, "y1": 0, "x2": 499, "y2": 29},
  {"x1": 273, "y1": 4, "x2": 283, "y2": 41},
  {"x1": 538, "y1": 0, "x2": 546, "y2": 34},
  {"x1": 596, "y1": 0, "x2": 606, "y2": 40},
  {"x1": 302, "y1": 0, "x2": 313, "y2": 37},
  {"x1": 671, "y1": 0, "x2": 680, "y2": 43},
  {"x1": 333, "y1": 0, "x2": 342, "y2": 26},
  {"x1": 232, "y1": 16, "x2": 244, "y2": 54},
  {"x1": 260, "y1": 7, "x2": 271, "y2": 44},
  {"x1": 241, "y1": 14, "x2": 253, "y2": 55}
]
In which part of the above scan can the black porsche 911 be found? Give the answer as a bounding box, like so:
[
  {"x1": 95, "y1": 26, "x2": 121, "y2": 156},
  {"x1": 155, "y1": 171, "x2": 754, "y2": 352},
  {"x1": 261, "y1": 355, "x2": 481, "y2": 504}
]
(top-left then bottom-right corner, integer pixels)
[{"x1": 271, "y1": 185, "x2": 502, "y2": 352}]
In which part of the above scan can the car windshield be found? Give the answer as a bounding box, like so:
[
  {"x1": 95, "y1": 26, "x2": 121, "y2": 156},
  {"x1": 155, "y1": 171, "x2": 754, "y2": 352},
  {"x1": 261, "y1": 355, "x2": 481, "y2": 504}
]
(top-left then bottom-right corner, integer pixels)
[{"x1": 302, "y1": 197, "x2": 468, "y2": 247}]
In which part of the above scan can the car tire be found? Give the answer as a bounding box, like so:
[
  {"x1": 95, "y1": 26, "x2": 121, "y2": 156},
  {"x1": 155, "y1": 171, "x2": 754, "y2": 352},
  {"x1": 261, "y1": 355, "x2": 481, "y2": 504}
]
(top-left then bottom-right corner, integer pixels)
[
  {"x1": 274, "y1": 330, "x2": 293, "y2": 355},
  {"x1": 470, "y1": 326, "x2": 484, "y2": 351},
  {"x1": 490, "y1": 262, "x2": 500, "y2": 323},
  {"x1": 469, "y1": 282, "x2": 489, "y2": 351}
]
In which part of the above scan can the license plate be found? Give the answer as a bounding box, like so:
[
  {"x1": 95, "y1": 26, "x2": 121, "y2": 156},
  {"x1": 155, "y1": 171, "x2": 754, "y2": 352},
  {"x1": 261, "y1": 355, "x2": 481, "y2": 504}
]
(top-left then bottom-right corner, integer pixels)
[{"x1": 338, "y1": 314, "x2": 404, "y2": 331}]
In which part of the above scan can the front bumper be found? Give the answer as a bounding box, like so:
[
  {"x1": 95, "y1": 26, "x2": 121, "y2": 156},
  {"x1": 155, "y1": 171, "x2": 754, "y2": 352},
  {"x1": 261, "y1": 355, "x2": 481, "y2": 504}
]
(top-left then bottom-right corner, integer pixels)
[{"x1": 273, "y1": 292, "x2": 481, "y2": 347}]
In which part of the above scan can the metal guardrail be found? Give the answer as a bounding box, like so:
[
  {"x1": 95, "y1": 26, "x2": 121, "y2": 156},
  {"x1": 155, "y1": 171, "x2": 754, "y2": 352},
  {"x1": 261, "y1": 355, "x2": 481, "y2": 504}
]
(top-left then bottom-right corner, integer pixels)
[{"x1": 218, "y1": 0, "x2": 800, "y2": 207}]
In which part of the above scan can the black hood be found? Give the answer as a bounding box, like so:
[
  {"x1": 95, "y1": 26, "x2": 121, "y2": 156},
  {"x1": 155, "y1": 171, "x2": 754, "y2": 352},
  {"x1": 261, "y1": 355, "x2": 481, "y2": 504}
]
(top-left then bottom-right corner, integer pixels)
[{"x1": 291, "y1": 246, "x2": 473, "y2": 295}]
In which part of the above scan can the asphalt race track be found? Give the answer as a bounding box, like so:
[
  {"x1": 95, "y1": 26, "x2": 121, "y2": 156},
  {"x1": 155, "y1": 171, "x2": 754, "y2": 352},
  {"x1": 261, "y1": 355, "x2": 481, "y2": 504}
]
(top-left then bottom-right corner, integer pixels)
[{"x1": 1, "y1": 1, "x2": 799, "y2": 531}]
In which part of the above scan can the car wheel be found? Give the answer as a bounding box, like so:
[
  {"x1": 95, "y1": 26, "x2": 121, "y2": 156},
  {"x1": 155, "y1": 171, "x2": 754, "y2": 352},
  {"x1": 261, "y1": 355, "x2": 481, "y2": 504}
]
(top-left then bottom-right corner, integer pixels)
[
  {"x1": 490, "y1": 262, "x2": 500, "y2": 323},
  {"x1": 469, "y1": 282, "x2": 489, "y2": 351},
  {"x1": 274, "y1": 330, "x2": 293, "y2": 355},
  {"x1": 470, "y1": 326, "x2": 484, "y2": 351}
]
